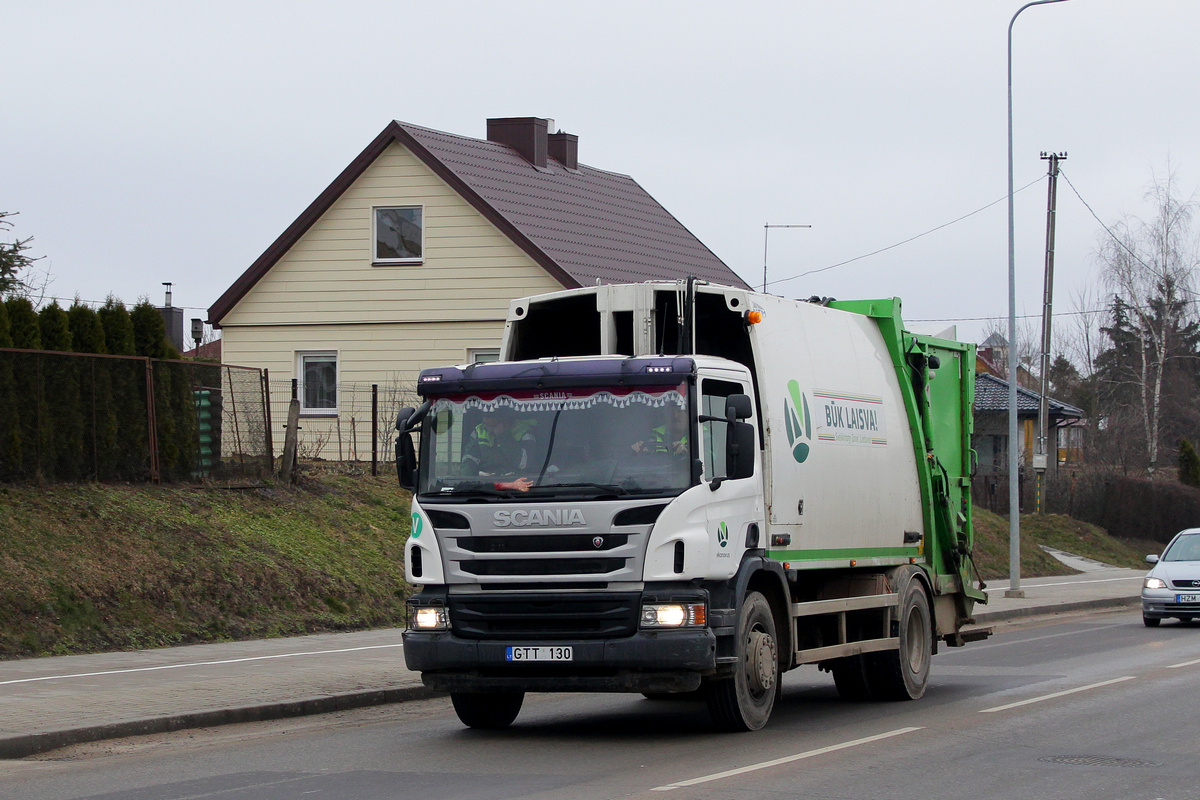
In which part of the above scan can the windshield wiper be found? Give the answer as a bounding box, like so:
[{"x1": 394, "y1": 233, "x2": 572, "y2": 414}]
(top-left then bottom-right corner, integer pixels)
[
  {"x1": 535, "y1": 482, "x2": 630, "y2": 496},
  {"x1": 432, "y1": 482, "x2": 515, "y2": 498}
]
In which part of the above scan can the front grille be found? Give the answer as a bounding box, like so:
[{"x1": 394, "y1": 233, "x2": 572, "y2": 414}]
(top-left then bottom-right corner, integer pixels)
[
  {"x1": 460, "y1": 558, "x2": 626, "y2": 576},
  {"x1": 449, "y1": 592, "x2": 640, "y2": 640},
  {"x1": 1170, "y1": 579, "x2": 1200, "y2": 589},
  {"x1": 457, "y1": 533, "x2": 629, "y2": 553}
]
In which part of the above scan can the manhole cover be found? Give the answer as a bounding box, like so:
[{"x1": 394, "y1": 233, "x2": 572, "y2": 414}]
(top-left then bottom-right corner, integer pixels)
[{"x1": 1039, "y1": 755, "x2": 1163, "y2": 768}]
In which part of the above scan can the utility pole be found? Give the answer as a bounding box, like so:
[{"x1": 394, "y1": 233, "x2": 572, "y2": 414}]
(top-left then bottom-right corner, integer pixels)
[
  {"x1": 762, "y1": 224, "x2": 811, "y2": 292},
  {"x1": 1034, "y1": 151, "x2": 1066, "y2": 514}
]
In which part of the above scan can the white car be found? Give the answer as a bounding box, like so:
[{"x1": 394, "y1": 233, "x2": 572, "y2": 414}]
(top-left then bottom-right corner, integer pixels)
[{"x1": 1141, "y1": 527, "x2": 1200, "y2": 627}]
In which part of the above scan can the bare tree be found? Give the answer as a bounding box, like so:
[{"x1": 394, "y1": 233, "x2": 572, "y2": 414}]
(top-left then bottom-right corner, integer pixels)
[
  {"x1": 979, "y1": 315, "x2": 1041, "y2": 388},
  {"x1": 1064, "y1": 284, "x2": 1106, "y2": 379},
  {"x1": 1096, "y1": 168, "x2": 1200, "y2": 473}
]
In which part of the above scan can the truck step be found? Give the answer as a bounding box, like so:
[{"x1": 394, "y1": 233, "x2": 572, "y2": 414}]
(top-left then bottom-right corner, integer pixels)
[{"x1": 942, "y1": 627, "x2": 993, "y2": 647}]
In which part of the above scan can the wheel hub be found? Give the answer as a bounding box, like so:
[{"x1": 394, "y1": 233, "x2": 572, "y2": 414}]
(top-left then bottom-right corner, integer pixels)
[{"x1": 745, "y1": 630, "x2": 777, "y2": 694}]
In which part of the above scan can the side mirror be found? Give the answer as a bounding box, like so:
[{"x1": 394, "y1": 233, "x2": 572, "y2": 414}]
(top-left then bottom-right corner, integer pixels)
[
  {"x1": 396, "y1": 433, "x2": 417, "y2": 491},
  {"x1": 396, "y1": 401, "x2": 430, "y2": 434},
  {"x1": 728, "y1": 420, "x2": 755, "y2": 480},
  {"x1": 725, "y1": 394, "x2": 753, "y2": 421},
  {"x1": 1146, "y1": 554, "x2": 1160, "y2": 564},
  {"x1": 394, "y1": 402, "x2": 429, "y2": 492}
]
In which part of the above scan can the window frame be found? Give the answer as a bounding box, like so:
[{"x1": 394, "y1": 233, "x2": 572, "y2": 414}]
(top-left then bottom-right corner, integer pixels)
[
  {"x1": 372, "y1": 205, "x2": 424, "y2": 266},
  {"x1": 467, "y1": 348, "x2": 501, "y2": 364},
  {"x1": 296, "y1": 350, "x2": 339, "y2": 417}
]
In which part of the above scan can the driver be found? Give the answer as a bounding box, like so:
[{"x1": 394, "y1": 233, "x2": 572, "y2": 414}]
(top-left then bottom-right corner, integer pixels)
[{"x1": 462, "y1": 406, "x2": 537, "y2": 492}]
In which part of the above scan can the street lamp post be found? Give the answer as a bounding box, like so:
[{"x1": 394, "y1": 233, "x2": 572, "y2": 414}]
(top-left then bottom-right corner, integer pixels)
[
  {"x1": 1006, "y1": 0, "x2": 1070, "y2": 597},
  {"x1": 762, "y1": 224, "x2": 811, "y2": 292}
]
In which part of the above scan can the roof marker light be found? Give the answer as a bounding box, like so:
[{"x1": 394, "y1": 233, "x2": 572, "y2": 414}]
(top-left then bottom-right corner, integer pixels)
[{"x1": 744, "y1": 310, "x2": 764, "y2": 325}]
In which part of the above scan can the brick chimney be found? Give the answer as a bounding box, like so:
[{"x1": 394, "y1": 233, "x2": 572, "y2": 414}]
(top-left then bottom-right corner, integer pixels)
[
  {"x1": 548, "y1": 131, "x2": 579, "y2": 170},
  {"x1": 486, "y1": 117, "x2": 549, "y2": 168}
]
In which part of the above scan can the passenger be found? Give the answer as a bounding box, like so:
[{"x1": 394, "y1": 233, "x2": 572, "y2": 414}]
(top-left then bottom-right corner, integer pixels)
[
  {"x1": 631, "y1": 407, "x2": 689, "y2": 456},
  {"x1": 462, "y1": 406, "x2": 537, "y2": 491}
]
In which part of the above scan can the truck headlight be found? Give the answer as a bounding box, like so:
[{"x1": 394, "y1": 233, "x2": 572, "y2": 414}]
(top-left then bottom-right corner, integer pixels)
[
  {"x1": 1143, "y1": 577, "x2": 1168, "y2": 590},
  {"x1": 640, "y1": 603, "x2": 707, "y2": 628},
  {"x1": 409, "y1": 603, "x2": 450, "y2": 630}
]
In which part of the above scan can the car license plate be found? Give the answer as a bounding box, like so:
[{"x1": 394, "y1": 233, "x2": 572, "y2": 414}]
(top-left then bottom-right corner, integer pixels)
[
  {"x1": 505, "y1": 646, "x2": 573, "y2": 662},
  {"x1": 1175, "y1": 593, "x2": 1200, "y2": 603}
]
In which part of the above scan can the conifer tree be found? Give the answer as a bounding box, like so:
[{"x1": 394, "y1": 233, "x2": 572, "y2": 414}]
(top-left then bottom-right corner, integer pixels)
[
  {"x1": 6, "y1": 297, "x2": 41, "y2": 349},
  {"x1": 1179, "y1": 440, "x2": 1200, "y2": 488},
  {"x1": 0, "y1": 302, "x2": 19, "y2": 479},
  {"x1": 38, "y1": 302, "x2": 81, "y2": 478}
]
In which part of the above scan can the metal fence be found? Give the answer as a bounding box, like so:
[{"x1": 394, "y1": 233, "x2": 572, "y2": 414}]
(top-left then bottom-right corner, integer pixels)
[
  {"x1": 266, "y1": 379, "x2": 420, "y2": 473},
  {"x1": 0, "y1": 348, "x2": 270, "y2": 483}
]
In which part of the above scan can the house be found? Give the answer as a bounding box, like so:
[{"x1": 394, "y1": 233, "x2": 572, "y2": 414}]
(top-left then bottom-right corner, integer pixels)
[
  {"x1": 969, "y1": 374, "x2": 1084, "y2": 491},
  {"x1": 207, "y1": 117, "x2": 747, "y2": 440}
]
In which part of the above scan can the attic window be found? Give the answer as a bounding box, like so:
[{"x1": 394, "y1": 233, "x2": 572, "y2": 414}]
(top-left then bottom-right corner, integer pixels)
[{"x1": 374, "y1": 206, "x2": 423, "y2": 264}]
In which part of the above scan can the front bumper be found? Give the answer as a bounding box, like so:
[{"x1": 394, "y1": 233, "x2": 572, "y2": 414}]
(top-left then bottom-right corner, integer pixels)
[
  {"x1": 1140, "y1": 589, "x2": 1200, "y2": 619},
  {"x1": 403, "y1": 628, "x2": 717, "y2": 693}
]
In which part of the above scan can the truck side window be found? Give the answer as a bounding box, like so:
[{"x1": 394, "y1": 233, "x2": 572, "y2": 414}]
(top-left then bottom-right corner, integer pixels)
[{"x1": 700, "y1": 378, "x2": 746, "y2": 481}]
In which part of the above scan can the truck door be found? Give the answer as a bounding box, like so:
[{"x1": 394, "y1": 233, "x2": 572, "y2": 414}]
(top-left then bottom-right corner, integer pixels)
[{"x1": 700, "y1": 376, "x2": 765, "y2": 579}]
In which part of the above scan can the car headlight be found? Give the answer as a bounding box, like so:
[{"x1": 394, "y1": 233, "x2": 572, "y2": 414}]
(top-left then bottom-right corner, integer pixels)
[
  {"x1": 408, "y1": 602, "x2": 450, "y2": 630},
  {"x1": 1144, "y1": 577, "x2": 1168, "y2": 590},
  {"x1": 640, "y1": 602, "x2": 707, "y2": 628}
]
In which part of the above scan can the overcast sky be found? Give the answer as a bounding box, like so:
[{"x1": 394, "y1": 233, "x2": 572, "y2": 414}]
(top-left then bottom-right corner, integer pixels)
[{"x1": 5, "y1": 1, "x2": 1198, "y2": 347}]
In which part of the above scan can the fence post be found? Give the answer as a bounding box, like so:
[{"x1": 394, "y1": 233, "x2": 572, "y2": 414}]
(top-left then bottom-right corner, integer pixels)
[
  {"x1": 262, "y1": 368, "x2": 274, "y2": 476},
  {"x1": 279, "y1": 398, "x2": 301, "y2": 483},
  {"x1": 145, "y1": 358, "x2": 160, "y2": 483},
  {"x1": 371, "y1": 384, "x2": 378, "y2": 476}
]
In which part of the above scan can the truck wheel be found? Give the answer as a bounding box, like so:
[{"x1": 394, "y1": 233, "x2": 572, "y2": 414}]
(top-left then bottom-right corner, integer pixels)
[
  {"x1": 706, "y1": 591, "x2": 779, "y2": 731},
  {"x1": 450, "y1": 692, "x2": 525, "y2": 729},
  {"x1": 866, "y1": 578, "x2": 932, "y2": 701},
  {"x1": 830, "y1": 655, "x2": 872, "y2": 701}
]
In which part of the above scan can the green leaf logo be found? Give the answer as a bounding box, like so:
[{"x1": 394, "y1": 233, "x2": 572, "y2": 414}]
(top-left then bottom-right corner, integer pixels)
[
  {"x1": 410, "y1": 512, "x2": 423, "y2": 539},
  {"x1": 718, "y1": 521, "x2": 729, "y2": 548},
  {"x1": 784, "y1": 379, "x2": 811, "y2": 464}
]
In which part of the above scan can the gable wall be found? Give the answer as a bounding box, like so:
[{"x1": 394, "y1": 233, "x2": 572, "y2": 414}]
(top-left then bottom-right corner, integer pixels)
[
  {"x1": 221, "y1": 141, "x2": 562, "y2": 329},
  {"x1": 220, "y1": 139, "x2": 565, "y2": 420}
]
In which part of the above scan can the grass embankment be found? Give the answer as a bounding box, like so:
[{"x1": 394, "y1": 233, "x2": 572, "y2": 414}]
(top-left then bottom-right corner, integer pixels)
[
  {"x1": 0, "y1": 472, "x2": 1156, "y2": 660},
  {"x1": 972, "y1": 507, "x2": 1153, "y2": 580},
  {"x1": 0, "y1": 471, "x2": 412, "y2": 659}
]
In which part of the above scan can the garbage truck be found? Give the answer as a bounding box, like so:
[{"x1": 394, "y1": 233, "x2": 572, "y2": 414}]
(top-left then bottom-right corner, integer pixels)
[{"x1": 395, "y1": 280, "x2": 989, "y2": 731}]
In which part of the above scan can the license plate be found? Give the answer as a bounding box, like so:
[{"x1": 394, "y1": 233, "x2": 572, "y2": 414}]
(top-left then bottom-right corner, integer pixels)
[
  {"x1": 1176, "y1": 593, "x2": 1200, "y2": 603},
  {"x1": 505, "y1": 646, "x2": 573, "y2": 662}
]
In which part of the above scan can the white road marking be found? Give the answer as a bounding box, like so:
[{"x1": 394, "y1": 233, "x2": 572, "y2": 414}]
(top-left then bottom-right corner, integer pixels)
[
  {"x1": 1167, "y1": 657, "x2": 1200, "y2": 669},
  {"x1": 0, "y1": 643, "x2": 405, "y2": 686},
  {"x1": 963, "y1": 622, "x2": 1127, "y2": 650},
  {"x1": 983, "y1": 576, "x2": 1141, "y2": 592},
  {"x1": 979, "y1": 676, "x2": 1136, "y2": 713},
  {"x1": 651, "y1": 727, "x2": 923, "y2": 791}
]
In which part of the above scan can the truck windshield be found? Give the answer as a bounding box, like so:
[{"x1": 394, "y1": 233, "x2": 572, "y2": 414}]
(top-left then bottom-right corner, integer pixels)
[{"x1": 419, "y1": 383, "x2": 693, "y2": 498}]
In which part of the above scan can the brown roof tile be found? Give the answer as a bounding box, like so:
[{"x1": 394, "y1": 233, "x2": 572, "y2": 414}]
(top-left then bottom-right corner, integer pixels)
[{"x1": 209, "y1": 119, "x2": 746, "y2": 325}]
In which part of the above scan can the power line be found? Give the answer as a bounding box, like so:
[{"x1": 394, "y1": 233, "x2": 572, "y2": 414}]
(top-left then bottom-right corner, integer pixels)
[
  {"x1": 766, "y1": 175, "x2": 1046, "y2": 287},
  {"x1": 1059, "y1": 167, "x2": 1200, "y2": 299}
]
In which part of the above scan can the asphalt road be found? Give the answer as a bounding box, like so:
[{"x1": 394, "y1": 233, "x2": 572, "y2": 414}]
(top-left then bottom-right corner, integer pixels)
[{"x1": 2, "y1": 609, "x2": 1198, "y2": 800}]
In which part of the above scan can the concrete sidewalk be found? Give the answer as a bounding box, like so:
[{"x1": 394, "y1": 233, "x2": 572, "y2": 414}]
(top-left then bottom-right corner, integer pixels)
[{"x1": 0, "y1": 568, "x2": 1145, "y2": 759}]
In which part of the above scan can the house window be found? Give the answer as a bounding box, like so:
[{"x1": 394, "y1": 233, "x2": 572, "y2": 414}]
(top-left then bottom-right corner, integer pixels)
[
  {"x1": 374, "y1": 206, "x2": 423, "y2": 264},
  {"x1": 298, "y1": 351, "x2": 338, "y2": 415},
  {"x1": 468, "y1": 348, "x2": 500, "y2": 364}
]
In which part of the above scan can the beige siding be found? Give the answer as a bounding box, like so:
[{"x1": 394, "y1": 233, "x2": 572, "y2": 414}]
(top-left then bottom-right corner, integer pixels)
[
  {"x1": 217, "y1": 138, "x2": 568, "y2": 458},
  {"x1": 221, "y1": 141, "x2": 562, "y2": 329},
  {"x1": 223, "y1": 320, "x2": 511, "y2": 457},
  {"x1": 222, "y1": 320, "x2": 508, "y2": 389}
]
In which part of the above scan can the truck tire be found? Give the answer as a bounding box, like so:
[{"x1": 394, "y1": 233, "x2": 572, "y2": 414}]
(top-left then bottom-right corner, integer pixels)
[
  {"x1": 830, "y1": 655, "x2": 872, "y2": 701},
  {"x1": 866, "y1": 578, "x2": 932, "y2": 701},
  {"x1": 450, "y1": 692, "x2": 525, "y2": 729},
  {"x1": 706, "y1": 591, "x2": 779, "y2": 731}
]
